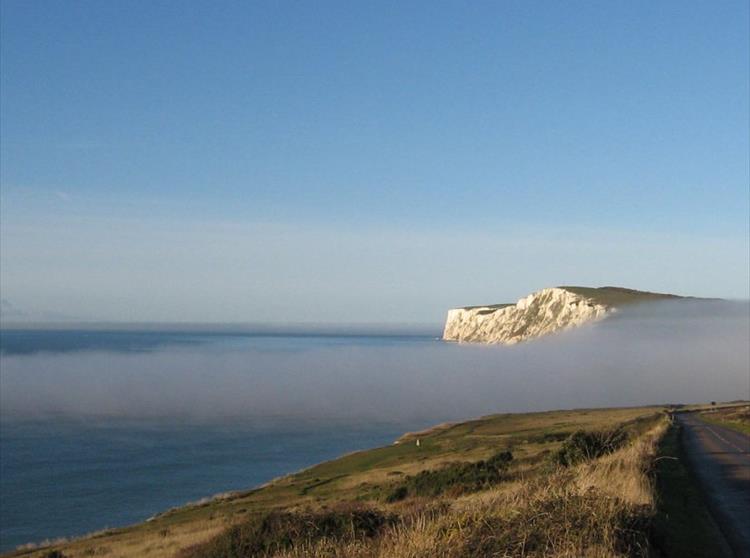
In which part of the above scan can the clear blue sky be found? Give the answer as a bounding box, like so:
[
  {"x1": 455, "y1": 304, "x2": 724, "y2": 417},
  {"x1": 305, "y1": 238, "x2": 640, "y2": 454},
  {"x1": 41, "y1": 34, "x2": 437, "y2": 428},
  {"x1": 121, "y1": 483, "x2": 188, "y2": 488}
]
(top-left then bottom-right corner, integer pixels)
[{"x1": 1, "y1": 1, "x2": 748, "y2": 323}]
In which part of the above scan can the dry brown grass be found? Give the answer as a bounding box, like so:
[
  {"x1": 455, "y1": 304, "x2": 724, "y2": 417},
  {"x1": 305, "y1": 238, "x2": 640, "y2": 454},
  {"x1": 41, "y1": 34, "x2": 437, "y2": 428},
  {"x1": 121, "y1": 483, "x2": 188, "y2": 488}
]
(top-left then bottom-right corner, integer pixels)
[
  {"x1": 8, "y1": 407, "x2": 667, "y2": 558},
  {"x1": 10, "y1": 518, "x2": 230, "y2": 558},
  {"x1": 575, "y1": 419, "x2": 667, "y2": 506},
  {"x1": 194, "y1": 417, "x2": 668, "y2": 558}
]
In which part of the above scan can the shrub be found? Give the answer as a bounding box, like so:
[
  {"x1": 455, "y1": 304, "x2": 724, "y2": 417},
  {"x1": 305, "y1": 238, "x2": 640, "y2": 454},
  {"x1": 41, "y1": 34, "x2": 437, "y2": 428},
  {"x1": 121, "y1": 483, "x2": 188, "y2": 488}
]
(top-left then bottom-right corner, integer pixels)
[
  {"x1": 555, "y1": 429, "x2": 628, "y2": 466},
  {"x1": 387, "y1": 450, "x2": 513, "y2": 501},
  {"x1": 385, "y1": 486, "x2": 408, "y2": 503},
  {"x1": 180, "y1": 504, "x2": 394, "y2": 558}
]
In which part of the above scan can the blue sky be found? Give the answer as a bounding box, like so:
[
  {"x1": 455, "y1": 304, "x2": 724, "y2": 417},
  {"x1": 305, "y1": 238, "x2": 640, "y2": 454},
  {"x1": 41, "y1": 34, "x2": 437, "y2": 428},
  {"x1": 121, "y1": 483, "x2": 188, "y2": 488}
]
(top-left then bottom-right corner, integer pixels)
[{"x1": 1, "y1": 1, "x2": 748, "y2": 323}]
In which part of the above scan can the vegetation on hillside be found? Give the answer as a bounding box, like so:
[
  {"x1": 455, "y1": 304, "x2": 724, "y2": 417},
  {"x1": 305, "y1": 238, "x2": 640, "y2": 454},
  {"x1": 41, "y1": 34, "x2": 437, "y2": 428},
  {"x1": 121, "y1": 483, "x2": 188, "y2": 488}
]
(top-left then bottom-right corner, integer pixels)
[
  {"x1": 460, "y1": 303, "x2": 513, "y2": 311},
  {"x1": 385, "y1": 450, "x2": 513, "y2": 501},
  {"x1": 178, "y1": 414, "x2": 667, "y2": 557},
  {"x1": 558, "y1": 286, "x2": 681, "y2": 308},
  {"x1": 458, "y1": 286, "x2": 681, "y2": 314},
  {"x1": 11, "y1": 406, "x2": 732, "y2": 558}
]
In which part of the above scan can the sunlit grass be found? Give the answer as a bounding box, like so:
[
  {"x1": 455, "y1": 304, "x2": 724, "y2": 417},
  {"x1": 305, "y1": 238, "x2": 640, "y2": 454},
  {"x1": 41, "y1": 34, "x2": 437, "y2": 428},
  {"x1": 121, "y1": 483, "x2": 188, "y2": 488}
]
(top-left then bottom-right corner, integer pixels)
[{"x1": 7, "y1": 406, "x2": 673, "y2": 558}]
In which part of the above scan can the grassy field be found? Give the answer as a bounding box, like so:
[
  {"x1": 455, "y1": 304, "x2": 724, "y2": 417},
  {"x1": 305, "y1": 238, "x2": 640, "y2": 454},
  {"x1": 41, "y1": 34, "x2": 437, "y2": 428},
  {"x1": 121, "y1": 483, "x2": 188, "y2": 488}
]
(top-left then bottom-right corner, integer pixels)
[
  {"x1": 557, "y1": 286, "x2": 682, "y2": 307},
  {"x1": 460, "y1": 303, "x2": 513, "y2": 311},
  {"x1": 177, "y1": 408, "x2": 667, "y2": 558},
  {"x1": 459, "y1": 286, "x2": 681, "y2": 313},
  {"x1": 8, "y1": 405, "x2": 682, "y2": 558}
]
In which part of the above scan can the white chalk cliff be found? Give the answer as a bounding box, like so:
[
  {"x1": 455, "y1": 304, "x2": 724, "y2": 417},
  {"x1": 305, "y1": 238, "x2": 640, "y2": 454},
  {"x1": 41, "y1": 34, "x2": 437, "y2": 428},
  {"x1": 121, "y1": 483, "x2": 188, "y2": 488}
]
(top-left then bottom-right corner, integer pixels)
[{"x1": 442, "y1": 287, "x2": 612, "y2": 345}]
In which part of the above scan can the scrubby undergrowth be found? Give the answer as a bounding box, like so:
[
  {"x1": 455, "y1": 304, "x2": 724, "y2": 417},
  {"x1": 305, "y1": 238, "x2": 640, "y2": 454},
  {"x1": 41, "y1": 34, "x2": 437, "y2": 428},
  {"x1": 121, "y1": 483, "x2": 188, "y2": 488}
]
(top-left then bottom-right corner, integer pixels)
[
  {"x1": 386, "y1": 450, "x2": 513, "y2": 502},
  {"x1": 18, "y1": 407, "x2": 684, "y2": 558},
  {"x1": 182, "y1": 417, "x2": 668, "y2": 558}
]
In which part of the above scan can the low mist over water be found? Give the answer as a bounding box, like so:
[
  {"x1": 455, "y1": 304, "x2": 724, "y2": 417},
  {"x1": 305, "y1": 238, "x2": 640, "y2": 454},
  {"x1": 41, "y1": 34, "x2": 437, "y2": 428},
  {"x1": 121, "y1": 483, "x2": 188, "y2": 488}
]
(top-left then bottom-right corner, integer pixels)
[
  {"x1": 1, "y1": 299, "x2": 748, "y2": 550},
  {"x1": 2, "y1": 300, "x2": 748, "y2": 424}
]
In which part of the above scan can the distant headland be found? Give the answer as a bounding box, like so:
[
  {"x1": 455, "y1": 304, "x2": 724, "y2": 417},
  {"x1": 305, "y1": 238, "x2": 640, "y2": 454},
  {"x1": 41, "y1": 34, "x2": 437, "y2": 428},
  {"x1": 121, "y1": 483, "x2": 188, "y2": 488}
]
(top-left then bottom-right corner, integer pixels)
[{"x1": 443, "y1": 286, "x2": 682, "y2": 344}]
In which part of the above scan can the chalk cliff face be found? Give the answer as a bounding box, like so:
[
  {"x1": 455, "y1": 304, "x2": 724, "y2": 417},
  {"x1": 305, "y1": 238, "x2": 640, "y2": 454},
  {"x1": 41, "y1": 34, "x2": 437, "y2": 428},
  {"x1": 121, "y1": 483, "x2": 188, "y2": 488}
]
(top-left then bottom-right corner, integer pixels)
[{"x1": 442, "y1": 287, "x2": 611, "y2": 345}]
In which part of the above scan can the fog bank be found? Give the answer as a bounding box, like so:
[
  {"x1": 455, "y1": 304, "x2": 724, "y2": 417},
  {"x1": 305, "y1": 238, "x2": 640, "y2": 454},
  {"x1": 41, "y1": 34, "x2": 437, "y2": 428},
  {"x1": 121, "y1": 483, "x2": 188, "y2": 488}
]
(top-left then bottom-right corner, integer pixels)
[{"x1": 1, "y1": 300, "x2": 747, "y2": 424}]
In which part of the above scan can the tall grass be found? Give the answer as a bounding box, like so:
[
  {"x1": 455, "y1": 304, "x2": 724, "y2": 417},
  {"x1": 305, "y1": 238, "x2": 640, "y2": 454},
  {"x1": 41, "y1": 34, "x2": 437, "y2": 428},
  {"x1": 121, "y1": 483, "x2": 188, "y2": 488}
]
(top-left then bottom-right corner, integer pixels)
[{"x1": 185, "y1": 417, "x2": 669, "y2": 558}]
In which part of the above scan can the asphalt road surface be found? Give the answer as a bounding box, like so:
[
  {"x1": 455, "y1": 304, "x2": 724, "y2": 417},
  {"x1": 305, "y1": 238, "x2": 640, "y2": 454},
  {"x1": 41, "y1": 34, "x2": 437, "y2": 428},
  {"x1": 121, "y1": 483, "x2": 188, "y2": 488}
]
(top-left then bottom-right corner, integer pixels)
[{"x1": 677, "y1": 412, "x2": 750, "y2": 557}]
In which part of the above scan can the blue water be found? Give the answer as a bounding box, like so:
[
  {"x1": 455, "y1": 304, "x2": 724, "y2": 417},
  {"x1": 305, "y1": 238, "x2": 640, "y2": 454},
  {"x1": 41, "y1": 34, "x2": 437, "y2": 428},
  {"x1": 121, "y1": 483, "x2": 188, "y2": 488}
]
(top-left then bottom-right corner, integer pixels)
[
  {"x1": 0, "y1": 327, "x2": 435, "y2": 355},
  {"x1": 0, "y1": 329, "x2": 435, "y2": 552},
  {"x1": 0, "y1": 416, "x2": 406, "y2": 551},
  {"x1": 3, "y1": 310, "x2": 746, "y2": 552}
]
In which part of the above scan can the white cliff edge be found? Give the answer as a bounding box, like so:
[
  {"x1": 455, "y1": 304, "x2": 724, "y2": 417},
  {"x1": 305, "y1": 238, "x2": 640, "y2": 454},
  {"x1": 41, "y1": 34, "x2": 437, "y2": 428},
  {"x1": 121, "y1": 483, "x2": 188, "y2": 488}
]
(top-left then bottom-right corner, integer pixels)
[{"x1": 442, "y1": 287, "x2": 611, "y2": 345}]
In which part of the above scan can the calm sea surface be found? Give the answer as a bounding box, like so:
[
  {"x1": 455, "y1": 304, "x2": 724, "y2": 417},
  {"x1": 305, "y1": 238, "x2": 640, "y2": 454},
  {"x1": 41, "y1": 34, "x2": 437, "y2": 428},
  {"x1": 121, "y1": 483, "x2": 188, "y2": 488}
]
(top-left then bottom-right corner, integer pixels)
[{"x1": 0, "y1": 329, "x2": 436, "y2": 552}]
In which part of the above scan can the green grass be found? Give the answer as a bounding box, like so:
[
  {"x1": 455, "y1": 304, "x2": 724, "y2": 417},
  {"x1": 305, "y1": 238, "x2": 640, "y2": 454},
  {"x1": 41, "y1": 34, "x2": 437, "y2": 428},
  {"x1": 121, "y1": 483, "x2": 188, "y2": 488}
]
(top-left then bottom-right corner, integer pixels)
[
  {"x1": 6, "y1": 406, "x2": 666, "y2": 558},
  {"x1": 650, "y1": 420, "x2": 729, "y2": 558},
  {"x1": 156, "y1": 410, "x2": 671, "y2": 558},
  {"x1": 385, "y1": 450, "x2": 513, "y2": 501},
  {"x1": 558, "y1": 286, "x2": 682, "y2": 307},
  {"x1": 458, "y1": 286, "x2": 681, "y2": 314},
  {"x1": 460, "y1": 303, "x2": 513, "y2": 311}
]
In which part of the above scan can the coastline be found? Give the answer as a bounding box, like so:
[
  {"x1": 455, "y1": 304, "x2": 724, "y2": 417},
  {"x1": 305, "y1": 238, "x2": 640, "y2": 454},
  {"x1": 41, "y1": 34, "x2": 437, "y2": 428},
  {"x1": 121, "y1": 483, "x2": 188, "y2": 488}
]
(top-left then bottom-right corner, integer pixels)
[{"x1": 4, "y1": 403, "x2": 674, "y2": 558}]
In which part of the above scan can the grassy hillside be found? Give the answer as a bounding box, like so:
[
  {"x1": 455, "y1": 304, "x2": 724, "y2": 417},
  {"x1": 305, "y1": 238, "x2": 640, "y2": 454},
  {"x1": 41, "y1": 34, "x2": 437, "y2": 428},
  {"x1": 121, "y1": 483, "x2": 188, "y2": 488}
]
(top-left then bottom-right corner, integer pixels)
[
  {"x1": 459, "y1": 303, "x2": 513, "y2": 311},
  {"x1": 557, "y1": 286, "x2": 682, "y2": 308},
  {"x1": 10, "y1": 406, "x2": 687, "y2": 558},
  {"x1": 458, "y1": 286, "x2": 681, "y2": 314}
]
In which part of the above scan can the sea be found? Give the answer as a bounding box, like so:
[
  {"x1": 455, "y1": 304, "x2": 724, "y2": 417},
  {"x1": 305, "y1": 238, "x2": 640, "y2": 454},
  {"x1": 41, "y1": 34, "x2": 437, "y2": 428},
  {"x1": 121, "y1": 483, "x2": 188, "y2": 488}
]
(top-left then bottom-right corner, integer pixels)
[
  {"x1": 0, "y1": 328, "x2": 439, "y2": 552},
  {"x1": 1, "y1": 306, "x2": 747, "y2": 551}
]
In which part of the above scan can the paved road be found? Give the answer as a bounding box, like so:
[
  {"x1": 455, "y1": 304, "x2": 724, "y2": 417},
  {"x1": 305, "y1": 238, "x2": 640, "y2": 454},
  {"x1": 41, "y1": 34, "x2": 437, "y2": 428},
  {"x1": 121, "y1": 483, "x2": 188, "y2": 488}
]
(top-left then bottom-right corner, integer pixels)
[{"x1": 677, "y1": 413, "x2": 750, "y2": 557}]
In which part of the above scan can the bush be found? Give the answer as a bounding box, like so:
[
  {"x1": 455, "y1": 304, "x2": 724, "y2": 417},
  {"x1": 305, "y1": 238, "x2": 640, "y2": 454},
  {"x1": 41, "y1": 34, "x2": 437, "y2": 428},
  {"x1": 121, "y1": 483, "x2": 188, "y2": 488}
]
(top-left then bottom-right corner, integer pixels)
[
  {"x1": 555, "y1": 429, "x2": 628, "y2": 466},
  {"x1": 180, "y1": 504, "x2": 394, "y2": 558},
  {"x1": 387, "y1": 450, "x2": 513, "y2": 501},
  {"x1": 385, "y1": 485, "x2": 408, "y2": 503}
]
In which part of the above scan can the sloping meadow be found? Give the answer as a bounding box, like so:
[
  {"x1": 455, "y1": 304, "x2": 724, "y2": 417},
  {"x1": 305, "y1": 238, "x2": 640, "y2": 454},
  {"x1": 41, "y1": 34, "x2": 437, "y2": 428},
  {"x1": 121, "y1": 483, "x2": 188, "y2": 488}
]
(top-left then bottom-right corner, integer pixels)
[{"x1": 178, "y1": 412, "x2": 669, "y2": 558}]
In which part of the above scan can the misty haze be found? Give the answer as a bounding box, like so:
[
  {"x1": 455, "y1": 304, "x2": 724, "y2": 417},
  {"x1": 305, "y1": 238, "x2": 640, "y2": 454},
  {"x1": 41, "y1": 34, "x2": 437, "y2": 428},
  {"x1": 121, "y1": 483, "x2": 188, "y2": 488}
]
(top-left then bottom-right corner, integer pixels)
[{"x1": 2, "y1": 301, "x2": 748, "y2": 424}]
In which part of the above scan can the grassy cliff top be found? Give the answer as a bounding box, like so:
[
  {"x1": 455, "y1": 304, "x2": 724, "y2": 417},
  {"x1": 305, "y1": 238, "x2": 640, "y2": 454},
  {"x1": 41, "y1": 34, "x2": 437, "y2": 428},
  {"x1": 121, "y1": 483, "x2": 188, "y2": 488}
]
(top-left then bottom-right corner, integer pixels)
[
  {"x1": 558, "y1": 286, "x2": 682, "y2": 307},
  {"x1": 459, "y1": 286, "x2": 682, "y2": 312},
  {"x1": 460, "y1": 303, "x2": 514, "y2": 311}
]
